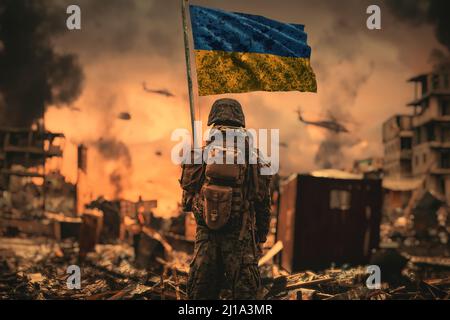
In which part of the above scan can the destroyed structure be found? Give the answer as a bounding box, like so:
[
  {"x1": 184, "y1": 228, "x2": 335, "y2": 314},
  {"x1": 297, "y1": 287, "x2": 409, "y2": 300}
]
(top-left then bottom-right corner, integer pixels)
[
  {"x1": 408, "y1": 72, "x2": 450, "y2": 202},
  {"x1": 383, "y1": 115, "x2": 413, "y2": 178},
  {"x1": 0, "y1": 125, "x2": 66, "y2": 222},
  {"x1": 0, "y1": 70, "x2": 449, "y2": 300},
  {"x1": 381, "y1": 69, "x2": 450, "y2": 245},
  {"x1": 383, "y1": 70, "x2": 450, "y2": 202}
]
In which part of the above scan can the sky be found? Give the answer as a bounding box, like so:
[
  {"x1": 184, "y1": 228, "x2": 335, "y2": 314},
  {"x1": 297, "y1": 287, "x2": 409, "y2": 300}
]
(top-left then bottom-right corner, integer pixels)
[{"x1": 37, "y1": 0, "x2": 446, "y2": 216}]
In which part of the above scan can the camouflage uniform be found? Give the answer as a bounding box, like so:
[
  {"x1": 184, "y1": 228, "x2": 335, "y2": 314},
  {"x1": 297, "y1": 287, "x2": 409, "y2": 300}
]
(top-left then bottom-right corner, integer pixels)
[{"x1": 180, "y1": 99, "x2": 272, "y2": 300}]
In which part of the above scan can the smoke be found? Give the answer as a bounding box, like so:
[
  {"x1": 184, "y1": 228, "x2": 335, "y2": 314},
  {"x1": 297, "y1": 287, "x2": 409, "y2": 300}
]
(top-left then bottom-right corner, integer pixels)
[
  {"x1": 386, "y1": 0, "x2": 450, "y2": 53},
  {"x1": 312, "y1": 0, "x2": 449, "y2": 170},
  {"x1": 315, "y1": 136, "x2": 346, "y2": 169},
  {"x1": 0, "y1": 0, "x2": 84, "y2": 127},
  {"x1": 428, "y1": 1, "x2": 450, "y2": 51},
  {"x1": 314, "y1": 132, "x2": 361, "y2": 169},
  {"x1": 385, "y1": 0, "x2": 429, "y2": 25},
  {"x1": 429, "y1": 49, "x2": 450, "y2": 71},
  {"x1": 313, "y1": 64, "x2": 372, "y2": 168},
  {"x1": 39, "y1": 0, "x2": 447, "y2": 211},
  {"x1": 93, "y1": 137, "x2": 132, "y2": 199},
  {"x1": 53, "y1": 0, "x2": 182, "y2": 62},
  {"x1": 109, "y1": 169, "x2": 124, "y2": 200},
  {"x1": 312, "y1": 15, "x2": 375, "y2": 169},
  {"x1": 94, "y1": 137, "x2": 132, "y2": 168}
]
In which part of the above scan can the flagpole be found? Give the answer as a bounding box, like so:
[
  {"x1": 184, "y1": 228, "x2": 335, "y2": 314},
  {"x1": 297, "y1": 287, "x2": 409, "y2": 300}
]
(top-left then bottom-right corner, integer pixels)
[{"x1": 181, "y1": 0, "x2": 197, "y2": 148}]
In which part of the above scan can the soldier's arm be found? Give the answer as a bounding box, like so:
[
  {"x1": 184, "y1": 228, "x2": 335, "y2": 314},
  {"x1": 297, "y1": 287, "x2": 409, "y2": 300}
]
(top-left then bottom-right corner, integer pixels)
[
  {"x1": 181, "y1": 189, "x2": 195, "y2": 212},
  {"x1": 254, "y1": 192, "x2": 271, "y2": 243},
  {"x1": 179, "y1": 150, "x2": 205, "y2": 211},
  {"x1": 253, "y1": 163, "x2": 272, "y2": 243}
]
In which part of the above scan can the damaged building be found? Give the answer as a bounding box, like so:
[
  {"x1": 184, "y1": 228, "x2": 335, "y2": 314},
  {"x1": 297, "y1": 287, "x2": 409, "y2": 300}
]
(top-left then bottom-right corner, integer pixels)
[
  {"x1": 381, "y1": 69, "x2": 450, "y2": 239},
  {"x1": 382, "y1": 115, "x2": 413, "y2": 178},
  {"x1": 0, "y1": 125, "x2": 66, "y2": 222},
  {"x1": 408, "y1": 71, "x2": 450, "y2": 203},
  {"x1": 0, "y1": 125, "x2": 91, "y2": 242},
  {"x1": 383, "y1": 69, "x2": 450, "y2": 204}
]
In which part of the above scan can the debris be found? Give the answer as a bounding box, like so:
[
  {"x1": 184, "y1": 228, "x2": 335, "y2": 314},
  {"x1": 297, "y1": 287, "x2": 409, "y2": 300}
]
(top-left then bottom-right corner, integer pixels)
[
  {"x1": 135, "y1": 230, "x2": 166, "y2": 269},
  {"x1": 0, "y1": 234, "x2": 448, "y2": 300},
  {"x1": 409, "y1": 256, "x2": 450, "y2": 268},
  {"x1": 298, "y1": 288, "x2": 316, "y2": 300},
  {"x1": 28, "y1": 273, "x2": 44, "y2": 284},
  {"x1": 258, "y1": 241, "x2": 283, "y2": 267},
  {"x1": 79, "y1": 210, "x2": 103, "y2": 259},
  {"x1": 412, "y1": 190, "x2": 445, "y2": 238},
  {"x1": 86, "y1": 197, "x2": 121, "y2": 242},
  {"x1": 45, "y1": 171, "x2": 77, "y2": 217},
  {"x1": 285, "y1": 276, "x2": 333, "y2": 290},
  {"x1": 369, "y1": 248, "x2": 408, "y2": 283}
]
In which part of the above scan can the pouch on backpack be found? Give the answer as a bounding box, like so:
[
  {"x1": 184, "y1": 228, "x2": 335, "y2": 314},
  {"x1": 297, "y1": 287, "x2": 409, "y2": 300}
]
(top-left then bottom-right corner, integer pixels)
[
  {"x1": 205, "y1": 163, "x2": 243, "y2": 182},
  {"x1": 202, "y1": 184, "x2": 233, "y2": 230}
]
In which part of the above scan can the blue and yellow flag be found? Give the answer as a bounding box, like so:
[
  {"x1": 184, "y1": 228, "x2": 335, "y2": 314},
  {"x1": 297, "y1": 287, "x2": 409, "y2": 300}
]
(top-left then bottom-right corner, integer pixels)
[{"x1": 189, "y1": 5, "x2": 317, "y2": 96}]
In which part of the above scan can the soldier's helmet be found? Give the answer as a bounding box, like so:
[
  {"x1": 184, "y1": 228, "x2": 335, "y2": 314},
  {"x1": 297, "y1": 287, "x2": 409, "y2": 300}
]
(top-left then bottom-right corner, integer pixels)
[{"x1": 207, "y1": 98, "x2": 245, "y2": 128}]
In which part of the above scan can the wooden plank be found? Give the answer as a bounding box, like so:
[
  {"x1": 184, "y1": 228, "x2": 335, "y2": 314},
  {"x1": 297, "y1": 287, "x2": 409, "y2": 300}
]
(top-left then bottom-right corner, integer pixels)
[
  {"x1": 258, "y1": 240, "x2": 283, "y2": 267},
  {"x1": 285, "y1": 277, "x2": 333, "y2": 290}
]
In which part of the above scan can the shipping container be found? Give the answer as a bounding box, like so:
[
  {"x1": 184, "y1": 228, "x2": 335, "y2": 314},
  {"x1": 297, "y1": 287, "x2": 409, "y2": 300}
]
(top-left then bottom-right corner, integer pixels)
[{"x1": 276, "y1": 172, "x2": 382, "y2": 272}]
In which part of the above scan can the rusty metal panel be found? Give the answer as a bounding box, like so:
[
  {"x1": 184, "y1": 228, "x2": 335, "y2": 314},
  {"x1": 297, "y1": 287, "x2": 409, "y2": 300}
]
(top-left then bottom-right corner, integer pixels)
[
  {"x1": 277, "y1": 174, "x2": 382, "y2": 272},
  {"x1": 276, "y1": 175, "x2": 298, "y2": 273}
]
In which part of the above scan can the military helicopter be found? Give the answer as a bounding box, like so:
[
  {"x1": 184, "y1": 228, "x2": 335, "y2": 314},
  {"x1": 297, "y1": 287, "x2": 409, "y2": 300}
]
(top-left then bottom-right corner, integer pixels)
[
  {"x1": 142, "y1": 82, "x2": 175, "y2": 97},
  {"x1": 296, "y1": 108, "x2": 349, "y2": 133}
]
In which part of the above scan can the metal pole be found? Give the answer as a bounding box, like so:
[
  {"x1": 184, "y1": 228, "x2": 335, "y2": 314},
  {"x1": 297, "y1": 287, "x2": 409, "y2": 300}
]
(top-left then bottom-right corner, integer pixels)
[
  {"x1": 42, "y1": 106, "x2": 46, "y2": 217},
  {"x1": 181, "y1": 0, "x2": 197, "y2": 148}
]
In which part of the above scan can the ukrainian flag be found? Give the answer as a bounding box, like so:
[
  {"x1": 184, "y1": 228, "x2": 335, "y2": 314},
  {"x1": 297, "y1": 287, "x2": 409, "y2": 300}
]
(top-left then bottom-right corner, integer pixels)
[{"x1": 189, "y1": 5, "x2": 317, "y2": 96}]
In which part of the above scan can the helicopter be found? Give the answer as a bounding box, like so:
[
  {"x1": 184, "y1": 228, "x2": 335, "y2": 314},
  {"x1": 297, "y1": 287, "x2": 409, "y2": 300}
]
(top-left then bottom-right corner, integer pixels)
[
  {"x1": 296, "y1": 108, "x2": 349, "y2": 133},
  {"x1": 142, "y1": 82, "x2": 175, "y2": 97}
]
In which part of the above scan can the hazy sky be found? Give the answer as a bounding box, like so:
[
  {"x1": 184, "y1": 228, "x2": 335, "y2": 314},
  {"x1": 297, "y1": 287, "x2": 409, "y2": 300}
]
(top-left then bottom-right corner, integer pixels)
[{"x1": 41, "y1": 0, "x2": 445, "y2": 215}]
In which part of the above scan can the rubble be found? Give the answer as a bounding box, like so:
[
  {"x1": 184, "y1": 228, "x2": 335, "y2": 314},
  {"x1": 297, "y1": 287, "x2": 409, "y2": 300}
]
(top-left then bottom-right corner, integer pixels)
[
  {"x1": 0, "y1": 170, "x2": 45, "y2": 220},
  {"x1": 1, "y1": 233, "x2": 449, "y2": 300},
  {"x1": 263, "y1": 262, "x2": 450, "y2": 300},
  {"x1": 0, "y1": 143, "x2": 447, "y2": 300},
  {"x1": 44, "y1": 171, "x2": 77, "y2": 217},
  {"x1": 1, "y1": 177, "x2": 448, "y2": 300},
  {"x1": 0, "y1": 236, "x2": 189, "y2": 300}
]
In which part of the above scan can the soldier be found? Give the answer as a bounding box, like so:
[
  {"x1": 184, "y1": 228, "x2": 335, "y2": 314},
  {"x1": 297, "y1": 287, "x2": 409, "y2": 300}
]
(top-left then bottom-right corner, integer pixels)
[{"x1": 179, "y1": 98, "x2": 272, "y2": 300}]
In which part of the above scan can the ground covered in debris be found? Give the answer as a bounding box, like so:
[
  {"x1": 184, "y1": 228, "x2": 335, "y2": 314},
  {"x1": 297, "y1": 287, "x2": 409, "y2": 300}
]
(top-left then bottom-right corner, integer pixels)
[
  {"x1": 0, "y1": 237, "x2": 189, "y2": 300},
  {"x1": 1, "y1": 236, "x2": 449, "y2": 300}
]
